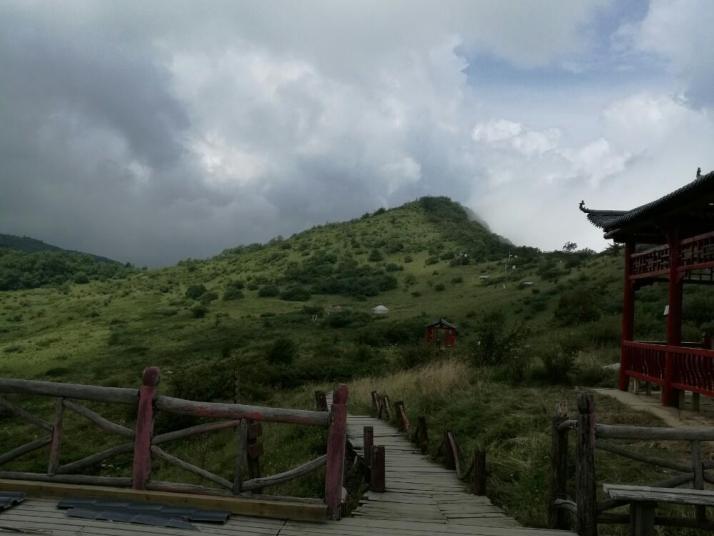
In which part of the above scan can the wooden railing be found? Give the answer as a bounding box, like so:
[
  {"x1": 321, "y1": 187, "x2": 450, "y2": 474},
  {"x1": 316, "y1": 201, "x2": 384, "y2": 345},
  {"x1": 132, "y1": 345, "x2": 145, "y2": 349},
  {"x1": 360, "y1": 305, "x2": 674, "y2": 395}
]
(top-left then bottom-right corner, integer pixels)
[
  {"x1": 622, "y1": 341, "x2": 714, "y2": 402},
  {"x1": 0, "y1": 367, "x2": 349, "y2": 520},
  {"x1": 370, "y1": 391, "x2": 486, "y2": 495},
  {"x1": 549, "y1": 392, "x2": 714, "y2": 536},
  {"x1": 628, "y1": 230, "x2": 714, "y2": 279}
]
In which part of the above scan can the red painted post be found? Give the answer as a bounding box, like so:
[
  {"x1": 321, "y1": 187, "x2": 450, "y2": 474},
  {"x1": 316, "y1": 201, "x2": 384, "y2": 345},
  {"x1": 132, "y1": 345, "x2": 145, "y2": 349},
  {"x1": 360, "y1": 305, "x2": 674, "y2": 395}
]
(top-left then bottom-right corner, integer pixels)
[
  {"x1": 370, "y1": 445, "x2": 385, "y2": 492},
  {"x1": 620, "y1": 241, "x2": 635, "y2": 391},
  {"x1": 132, "y1": 366, "x2": 160, "y2": 490},
  {"x1": 325, "y1": 384, "x2": 348, "y2": 520},
  {"x1": 363, "y1": 426, "x2": 374, "y2": 468},
  {"x1": 664, "y1": 230, "x2": 683, "y2": 407}
]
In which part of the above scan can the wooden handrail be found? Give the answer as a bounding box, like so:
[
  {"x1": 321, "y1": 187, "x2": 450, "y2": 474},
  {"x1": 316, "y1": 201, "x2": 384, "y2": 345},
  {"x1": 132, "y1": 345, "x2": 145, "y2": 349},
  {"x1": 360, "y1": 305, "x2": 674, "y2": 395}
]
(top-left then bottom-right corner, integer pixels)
[
  {"x1": 0, "y1": 379, "x2": 137, "y2": 404},
  {"x1": 596, "y1": 424, "x2": 714, "y2": 441},
  {"x1": 155, "y1": 396, "x2": 329, "y2": 426}
]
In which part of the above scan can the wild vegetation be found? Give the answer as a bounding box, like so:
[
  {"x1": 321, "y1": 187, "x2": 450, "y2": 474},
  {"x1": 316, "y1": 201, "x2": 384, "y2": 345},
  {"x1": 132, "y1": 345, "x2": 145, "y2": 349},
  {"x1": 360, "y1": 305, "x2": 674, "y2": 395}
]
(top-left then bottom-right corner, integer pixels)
[{"x1": 1, "y1": 197, "x2": 712, "y2": 528}]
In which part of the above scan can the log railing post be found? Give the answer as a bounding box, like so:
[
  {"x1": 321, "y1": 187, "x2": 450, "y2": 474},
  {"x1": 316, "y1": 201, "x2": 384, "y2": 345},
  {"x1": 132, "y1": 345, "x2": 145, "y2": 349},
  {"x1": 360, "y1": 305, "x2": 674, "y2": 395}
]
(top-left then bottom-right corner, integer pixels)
[
  {"x1": 414, "y1": 416, "x2": 428, "y2": 454},
  {"x1": 395, "y1": 401, "x2": 410, "y2": 433},
  {"x1": 363, "y1": 426, "x2": 373, "y2": 468},
  {"x1": 371, "y1": 391, "x2": 379, "y2": 417},
  {"x1": 47, "y1": 398, "x2": 64, "y2": 476},
  {"x1": 381, "y1": 395, "x2": 392, "y2": 421},
  {"x1": 246, "y1": 420, "x2": 263, "y2": 491},
  {"x1": 442, "y1": 431, "x2": 456, "y2": 470},
  {"x1": 471, "y1": 450, "x2": 486, "y2": 495},
  {"x1": 132, "y1": 366, "x2": 160, "y2": 490},
  {"x1": 370, "y1": 445, "x2": 385, "y2": 492},
  {"x1": 576, "y1": 392, "x2": 597, "y2": 536},
  {"x1": 549, "y1": 401, "x2": 570, "y2": 529},
  {"x1": 325, "y1": 384, "x2": 348, "y2": 520},
  {"x1": 692, "y1": 440, "x2": 706, "y2": 524},
  {"x1": 314, "y1": 391, "x2": 328, "y2": 412},
  {"x1": 233, "y1": 419, "x2": 248, "y2": 494}
]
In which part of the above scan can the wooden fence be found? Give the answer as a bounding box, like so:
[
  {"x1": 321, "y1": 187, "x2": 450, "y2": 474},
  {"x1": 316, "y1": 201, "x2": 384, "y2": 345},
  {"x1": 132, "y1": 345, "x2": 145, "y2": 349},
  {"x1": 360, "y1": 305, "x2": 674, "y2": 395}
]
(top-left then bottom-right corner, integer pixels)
[
  {"x1": 549, "y1": 391, "x2": 714, "y2": 535},
  {"x1": 0, "y1": 367, "x2": 349, "y2": 520},
  {"x1": 370, "y1": 391, "x2": 486, "y2": 495}
]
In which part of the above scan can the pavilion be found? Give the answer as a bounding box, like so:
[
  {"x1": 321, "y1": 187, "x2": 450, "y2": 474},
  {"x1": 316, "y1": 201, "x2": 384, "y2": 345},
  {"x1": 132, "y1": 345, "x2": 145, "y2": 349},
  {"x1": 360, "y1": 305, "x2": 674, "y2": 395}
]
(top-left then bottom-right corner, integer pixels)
[{"x1": 580, "y1": 169, "x2": 714, "y2": 407}]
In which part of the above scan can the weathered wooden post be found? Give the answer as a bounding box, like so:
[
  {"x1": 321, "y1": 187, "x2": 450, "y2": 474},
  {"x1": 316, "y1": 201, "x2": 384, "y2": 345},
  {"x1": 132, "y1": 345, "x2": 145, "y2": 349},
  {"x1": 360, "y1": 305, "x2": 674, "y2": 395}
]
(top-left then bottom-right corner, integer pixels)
[
  {"x1": 381, "y1": 394, "x2": 392, "y2": 421},
  {"x1": 395, "y1": 401, "x2": 410, "y2": 433},
  {"x1": 415, "y1": 416, "x2": 428, "y2": 454},
  {"x1": 47, "y1": 398, "x2": 64, "y2": 475},
  {"x1": 363, "y1": 426, "x2": 374, "y2": 468},
  {"x1": 576, "y1": 392, "x2": 597, "y2": 536},
  {"x1": 692, "y1": 440, "x2": 706, "y2": 524},
  {"x1": 233, "y1": 418, "x2": 248, "y2": 494},
  {"x1": 371, "y1": 391, "x2": 379, "y2": 417},
  {"x1": 314, "y1": 390, "x2": 328, "y2": 411},
  {"x1": 549, "y1": 401, "x2": 570, "y2": 529},
  {"x1": 325, "y1": 384, "x2": 348, "y2": 520},
  {"x1": 132, "y1": 366, "x2": 160, "y2": 490},
  {"x1": 471, "y1": 450, "x2": 486, "y2": 495},
  {"x1": 247, "y1": 420, "x2": 263, "y2": 491},
  {"x1": 370, "y1": 445, "x2": 385, "y2": 492}
]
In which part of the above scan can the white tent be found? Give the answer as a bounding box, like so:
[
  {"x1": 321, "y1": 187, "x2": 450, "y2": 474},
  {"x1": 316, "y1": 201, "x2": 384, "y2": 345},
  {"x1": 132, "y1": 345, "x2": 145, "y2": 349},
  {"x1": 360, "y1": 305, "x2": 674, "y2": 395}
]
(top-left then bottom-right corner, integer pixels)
[{"x1": 372, "y1": 305, "x2": 389, "y2": 315}]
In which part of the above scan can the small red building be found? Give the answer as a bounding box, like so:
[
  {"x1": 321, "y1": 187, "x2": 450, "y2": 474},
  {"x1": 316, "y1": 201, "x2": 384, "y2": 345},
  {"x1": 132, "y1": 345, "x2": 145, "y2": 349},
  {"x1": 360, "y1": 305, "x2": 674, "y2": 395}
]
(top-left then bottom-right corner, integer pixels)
[
  {"x1": 581, "y1": 170, "x2": 714, "y2": 407},
  {"x1": 425, "y1": 319, "x2": 457, "y2": 348}
]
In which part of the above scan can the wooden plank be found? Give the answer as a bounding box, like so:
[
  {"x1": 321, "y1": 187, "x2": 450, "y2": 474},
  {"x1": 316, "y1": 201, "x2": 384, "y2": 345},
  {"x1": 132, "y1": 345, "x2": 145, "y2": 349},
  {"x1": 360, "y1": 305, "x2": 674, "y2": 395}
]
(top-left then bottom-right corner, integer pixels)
[
  {"x1": 596, "y1": 424, "x2": 714, "y2": 441},
  {"x1": 242, "y1": 455, "x2": 326, "y2": 492},
  {"x1": 47, "y1": 397, "x2": 64, "y2": 475},
  {"x1": 0, "y1": 479, "x2": 327, "y2": 522},
  {"x1": 151, "y1": 445, "x2": 233, "y2": 489}
]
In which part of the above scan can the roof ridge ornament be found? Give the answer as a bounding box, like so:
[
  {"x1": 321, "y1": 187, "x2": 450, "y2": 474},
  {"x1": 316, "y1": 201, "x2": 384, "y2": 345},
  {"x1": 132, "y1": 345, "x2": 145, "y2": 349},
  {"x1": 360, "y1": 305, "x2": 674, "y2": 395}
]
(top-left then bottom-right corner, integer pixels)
[
  {"x1": 697, "y1": 167, "x2": 701, "y2": 178},
  {"x1": 578, "y1": 200, "x2": 590, "y2": 213}
]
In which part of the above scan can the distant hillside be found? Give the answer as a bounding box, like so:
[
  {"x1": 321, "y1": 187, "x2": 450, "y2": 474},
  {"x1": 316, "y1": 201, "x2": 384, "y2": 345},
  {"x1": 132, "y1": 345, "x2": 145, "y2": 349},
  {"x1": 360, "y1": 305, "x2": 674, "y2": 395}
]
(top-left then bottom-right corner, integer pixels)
[
  {"x1": 0, "y1": 233, "x2": 117, "y2": 263},
  {"x1": 0, "y1": 233, "x2": 133, "y2": 291}
]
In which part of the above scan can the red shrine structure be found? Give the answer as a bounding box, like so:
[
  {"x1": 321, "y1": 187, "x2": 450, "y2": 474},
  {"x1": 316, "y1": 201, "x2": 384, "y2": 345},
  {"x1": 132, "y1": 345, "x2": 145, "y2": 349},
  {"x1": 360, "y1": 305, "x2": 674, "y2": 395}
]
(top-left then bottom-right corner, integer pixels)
[
  {"x1": 425, "y1": 319, "x2": 457, "y2": 348},
  {"x1": 581, "y1": 170, "x2": 714, "y2": 407}
]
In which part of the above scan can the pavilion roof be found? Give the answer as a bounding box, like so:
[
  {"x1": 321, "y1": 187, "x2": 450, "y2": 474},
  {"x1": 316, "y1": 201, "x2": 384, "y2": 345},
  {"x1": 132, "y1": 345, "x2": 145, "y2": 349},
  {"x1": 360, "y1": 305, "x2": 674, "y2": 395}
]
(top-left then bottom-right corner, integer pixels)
[
  {"x1": 426, "y1": 318, "x2": 457, "y2": 330},
  {"x1": 580, "y1": 170, "x2": 714, "y2": 243}
]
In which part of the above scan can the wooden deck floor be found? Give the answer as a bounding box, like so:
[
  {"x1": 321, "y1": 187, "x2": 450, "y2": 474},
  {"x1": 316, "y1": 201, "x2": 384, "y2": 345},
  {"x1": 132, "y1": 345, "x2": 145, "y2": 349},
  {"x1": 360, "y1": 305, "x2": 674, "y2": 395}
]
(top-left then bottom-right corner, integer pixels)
[{"x1": 0, "y1": 413, "x2": 575, "y2": 535}]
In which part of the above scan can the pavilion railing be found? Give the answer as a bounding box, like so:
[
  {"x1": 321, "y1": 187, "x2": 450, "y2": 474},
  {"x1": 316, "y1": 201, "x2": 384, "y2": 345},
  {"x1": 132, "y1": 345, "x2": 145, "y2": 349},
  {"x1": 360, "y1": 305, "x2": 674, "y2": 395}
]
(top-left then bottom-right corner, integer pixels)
[
  {"x1": 0, "y1": 367, "x2": 349, "y2": 520},
  {"x1": 622, "y1": 341, "x2": 714, "y2": 402},
  {"x1": 629, "y1": 230, "x2": 714, "y2": 279}
]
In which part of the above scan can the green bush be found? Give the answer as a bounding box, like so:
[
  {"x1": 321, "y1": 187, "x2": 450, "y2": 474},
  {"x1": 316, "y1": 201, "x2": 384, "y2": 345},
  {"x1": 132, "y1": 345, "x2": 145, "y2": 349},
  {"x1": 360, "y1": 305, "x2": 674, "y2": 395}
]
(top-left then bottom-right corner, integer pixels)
[
  {"x1": 470, "y1": 310, "x2": 526, "y2": 367},
  {"x1": 267, "y1": 337, "x2": 298, "y2": 365},
  {"x1": 258, "y1": 285, "x2": 280, "y2": 297},
  {"x1": 190, "y1": 304, "x2": 209, "y2": 318},
  {"x1": 185, "y1": 284, "x2": 207, "y2": 300},
  {"x1": 434, "y1": 283, "x2": 446, "y2": 292},
  {"x1": 368, "y1": 249, "x2": 384, "y2": 262},
  {"x1": 199, "y1": 291, "x2": 218, "y2": 305},
  {"x1": 223, "y1": 286, "x2": 244, "y2": 300},
  {"x1": 280, "y1": 286, "x2": 311, "y2": 301},
  {"x1": 553, "y1": 286, "x2": 602, "y2": 325}
]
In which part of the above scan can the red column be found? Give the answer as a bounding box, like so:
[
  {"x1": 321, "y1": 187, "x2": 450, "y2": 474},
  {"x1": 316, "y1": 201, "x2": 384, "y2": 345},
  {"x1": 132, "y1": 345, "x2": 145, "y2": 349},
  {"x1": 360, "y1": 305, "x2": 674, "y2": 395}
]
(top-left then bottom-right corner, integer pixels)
[
  {"x1": 620, "y1": 241, "x2": 635, "y2": 391},
  {"x1": 132, "y1": 367, "x2": 160, "y2": 489},
  {"x1": 663, "y1": 229, "x2": 683, "y2": 407}
]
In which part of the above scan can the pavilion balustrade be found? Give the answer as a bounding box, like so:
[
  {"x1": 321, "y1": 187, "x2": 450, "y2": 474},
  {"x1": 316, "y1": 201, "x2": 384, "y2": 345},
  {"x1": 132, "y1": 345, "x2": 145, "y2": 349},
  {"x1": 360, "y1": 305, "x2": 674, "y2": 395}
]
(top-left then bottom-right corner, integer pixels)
[{"x1": 622, "y1": 341, "x2": 714, "y2": 399}]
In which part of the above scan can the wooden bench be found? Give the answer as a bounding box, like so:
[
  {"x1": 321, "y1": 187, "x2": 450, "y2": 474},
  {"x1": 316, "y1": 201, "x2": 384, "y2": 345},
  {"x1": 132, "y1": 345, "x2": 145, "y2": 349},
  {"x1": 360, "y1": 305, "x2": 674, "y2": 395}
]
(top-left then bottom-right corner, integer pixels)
[{"x1": 604, "y1": 484, "x2": 714, "y2": 536}]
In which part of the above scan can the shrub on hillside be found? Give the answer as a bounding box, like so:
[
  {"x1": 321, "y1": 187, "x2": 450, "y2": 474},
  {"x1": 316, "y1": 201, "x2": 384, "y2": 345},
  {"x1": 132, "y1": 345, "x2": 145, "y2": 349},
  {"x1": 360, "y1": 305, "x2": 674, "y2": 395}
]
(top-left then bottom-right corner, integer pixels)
[
  {"x1": 223, "y1": 286, "x2": 244, "y2": 300},
  {"x1": 199, "y1": 291, "x2": 218, "y2": 305},
  {"x1": 280, "y1": 286, "x2": 311, "y2": 301},
  {"x1": 368, "y1": 249, "x2": 384, "y2": 262},
  {"x1": 190, "y1": 304, "x2": 209, "y2": 318},
  {"x1": 470, "y1": 310, "x2": 526, "y2": 367},
  {"x1": 258, "y1": 284, "x2": 280, "y2": 297},
  {"x1": 185, "y1": 284, "x2": 207, "y2": 300},
  {"x1": 267, "y1": 337, "x2": 298, "y2": 365},
  {"x1": 553, "y1": 286, "x2": 603, "y2": 325}
]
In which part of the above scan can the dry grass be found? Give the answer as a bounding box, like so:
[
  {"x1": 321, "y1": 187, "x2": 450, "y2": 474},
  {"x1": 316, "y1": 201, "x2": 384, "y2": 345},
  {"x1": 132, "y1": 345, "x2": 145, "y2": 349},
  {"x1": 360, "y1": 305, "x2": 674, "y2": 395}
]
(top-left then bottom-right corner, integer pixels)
[{"x1": 346, "y1": 358, "x2": 472, "y2": 413}]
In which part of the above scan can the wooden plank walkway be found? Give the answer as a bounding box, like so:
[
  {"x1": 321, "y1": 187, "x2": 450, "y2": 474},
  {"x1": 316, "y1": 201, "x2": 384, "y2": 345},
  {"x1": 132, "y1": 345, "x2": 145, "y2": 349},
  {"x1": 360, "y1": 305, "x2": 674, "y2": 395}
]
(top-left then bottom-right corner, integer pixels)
[{"x1": 0, "y1": 411, "x2": 576, "y2": 535}]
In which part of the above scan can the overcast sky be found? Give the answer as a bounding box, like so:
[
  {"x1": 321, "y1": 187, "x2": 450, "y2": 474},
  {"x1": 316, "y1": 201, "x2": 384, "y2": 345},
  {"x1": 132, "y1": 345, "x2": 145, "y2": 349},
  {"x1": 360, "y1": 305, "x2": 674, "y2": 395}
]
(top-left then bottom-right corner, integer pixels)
[{"x1": 1, "y1": 1, "x2": 713, "y2": 266}]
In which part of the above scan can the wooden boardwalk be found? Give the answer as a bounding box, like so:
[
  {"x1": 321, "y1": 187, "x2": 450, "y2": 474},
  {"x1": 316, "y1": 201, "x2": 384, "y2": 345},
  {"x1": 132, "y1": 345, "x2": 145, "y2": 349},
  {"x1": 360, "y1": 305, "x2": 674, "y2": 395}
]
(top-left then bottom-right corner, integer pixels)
[{"x1": 0, "y1": 412, "x2": 575, "y2": 535}]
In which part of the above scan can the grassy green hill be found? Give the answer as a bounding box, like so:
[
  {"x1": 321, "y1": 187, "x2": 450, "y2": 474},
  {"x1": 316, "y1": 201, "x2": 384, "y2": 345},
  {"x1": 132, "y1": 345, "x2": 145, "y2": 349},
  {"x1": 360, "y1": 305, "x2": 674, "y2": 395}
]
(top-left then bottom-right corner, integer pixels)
[{"x1": 1, "y1": 196, "x2": 709, "y2": 527}]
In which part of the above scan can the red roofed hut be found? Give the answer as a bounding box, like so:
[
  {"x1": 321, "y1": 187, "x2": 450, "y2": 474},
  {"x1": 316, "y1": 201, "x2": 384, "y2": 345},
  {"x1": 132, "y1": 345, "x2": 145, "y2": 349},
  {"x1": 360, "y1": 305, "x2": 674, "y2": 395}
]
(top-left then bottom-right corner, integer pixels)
[
  {"x1": 581, "y1": 169, "x2": 714, "y2": 407},
  {"x1": 425, "y1": 319, "x2": 457, "y2": 348}
]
